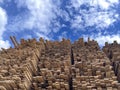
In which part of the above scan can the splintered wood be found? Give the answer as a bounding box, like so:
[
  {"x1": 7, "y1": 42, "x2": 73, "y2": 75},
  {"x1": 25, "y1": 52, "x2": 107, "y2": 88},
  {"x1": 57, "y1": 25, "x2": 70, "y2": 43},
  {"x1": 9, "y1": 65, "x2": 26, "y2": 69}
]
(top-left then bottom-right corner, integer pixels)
[{"x1": 0, "y1": 37, "x2": 120, "y2": 90}]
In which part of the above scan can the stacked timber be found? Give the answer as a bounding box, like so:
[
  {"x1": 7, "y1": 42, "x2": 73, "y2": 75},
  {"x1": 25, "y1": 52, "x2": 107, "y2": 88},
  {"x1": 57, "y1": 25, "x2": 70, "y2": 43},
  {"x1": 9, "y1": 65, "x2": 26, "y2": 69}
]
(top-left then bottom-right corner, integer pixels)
[
  {"x1": 0, "y1": 38, "x2": 45, "y2": 90},
  {"x1": 0, "y1": 37, "x2": 120, "y2": 90},
  {"x1": 31, "y1": 38, "x2": 71, "y2": 89},
  {"x1": 103, "y1": 41, "x2": 120, "y2": 82},
  {"x1": 72, "y1": 38, "x2": 120, "y2": 89}
]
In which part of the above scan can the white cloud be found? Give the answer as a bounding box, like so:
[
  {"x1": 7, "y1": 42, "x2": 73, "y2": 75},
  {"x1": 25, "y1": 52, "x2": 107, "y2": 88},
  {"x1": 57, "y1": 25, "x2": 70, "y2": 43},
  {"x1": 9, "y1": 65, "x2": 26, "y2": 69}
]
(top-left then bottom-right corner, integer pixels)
[
  {"x1": 70, "y1": 0, "x2": 84, "y2": 10},
  {"x1": 69, "y1": 0, "x2": 119, "y2": 31},
  {"x1": 0, "y1": 40, "x2": 10, "y2": 49},
  {"x1": 8, "y1": 0, "x2": 62, "y2": 37},
  {"x1": 84, "y1": 11, "x2": 117, "y2": 29},
  {"x1": 95, "y1": 35, "x2": 120, "y2": 46},
  {"x1": 97, "y1": 0, "x2": 110, "y2": 9},
  {"x1": 0, "y1": 7, "x2": 7, "y2": 38},
  {"x1": 84, "y1": 33, "x2": 120, "y2": 47},
  {"x1": 24, "y1": 0, "x2": 56, "y2": 34},
  {"x1": 0, "y1": 7, "x2": 10, "y2": 49},
  {"x1": 71, "y1": 0, "x2": 119, "y2": 10},
  {"x1": 108, "y1": 0, "x2": 119, "y2": 4},
  {"x1": 71, "y1": 15, "x2": 84, "y2": 29},
  {"x1": 58, "y1": 10, "x2": 70, "y2": 22}
]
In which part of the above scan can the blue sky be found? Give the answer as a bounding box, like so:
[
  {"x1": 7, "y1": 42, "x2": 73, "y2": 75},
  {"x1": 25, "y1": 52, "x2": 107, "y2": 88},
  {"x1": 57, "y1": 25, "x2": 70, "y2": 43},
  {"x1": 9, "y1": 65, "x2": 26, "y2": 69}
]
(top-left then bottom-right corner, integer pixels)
[{"x1": 0, "y1": 0, "x2": 120, "y2": 49}]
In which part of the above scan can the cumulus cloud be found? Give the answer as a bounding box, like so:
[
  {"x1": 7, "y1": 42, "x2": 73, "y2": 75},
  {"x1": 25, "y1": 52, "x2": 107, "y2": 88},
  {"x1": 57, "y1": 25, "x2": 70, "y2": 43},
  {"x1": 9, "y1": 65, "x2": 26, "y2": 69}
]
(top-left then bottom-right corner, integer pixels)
[
  {"x1": 0, "y1": 7, "x2": 7, "y2": 37},
  {"x1": 7, "y1": 0, "x2": 62, "y2": 39},
  {"x1": 94, "y1": 34, "x2": 120, "y2": 46},
  {"x1": 0, "y1": 40, "x2": 10, "y2": 49},
  {"x1": 84, "y1": 33, "x2": 120, "y2": 47},
  {"x1": 69, "y1": 0, "x2": 119, "y2": 31},
  {"x1": 6, "y1": 0, "x2": 120, "y2": 39},
  {"x1": 0, "y1": 7, "x2": 10, "y2": 49}
]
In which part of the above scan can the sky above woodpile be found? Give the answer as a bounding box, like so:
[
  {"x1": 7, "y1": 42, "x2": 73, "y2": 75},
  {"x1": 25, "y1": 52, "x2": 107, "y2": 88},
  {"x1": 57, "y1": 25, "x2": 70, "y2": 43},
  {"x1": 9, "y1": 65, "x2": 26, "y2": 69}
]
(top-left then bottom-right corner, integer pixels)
[{"x1": 0, "y1": 0, "x2": 120, "y2": 49}]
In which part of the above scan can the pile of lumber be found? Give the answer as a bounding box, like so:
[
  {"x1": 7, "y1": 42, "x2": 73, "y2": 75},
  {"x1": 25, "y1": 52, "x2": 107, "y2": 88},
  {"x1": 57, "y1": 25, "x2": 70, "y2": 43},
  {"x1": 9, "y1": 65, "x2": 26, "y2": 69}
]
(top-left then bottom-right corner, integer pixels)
[{"x1": 0, "y1": 37, "x2": 120, "y2": 90}]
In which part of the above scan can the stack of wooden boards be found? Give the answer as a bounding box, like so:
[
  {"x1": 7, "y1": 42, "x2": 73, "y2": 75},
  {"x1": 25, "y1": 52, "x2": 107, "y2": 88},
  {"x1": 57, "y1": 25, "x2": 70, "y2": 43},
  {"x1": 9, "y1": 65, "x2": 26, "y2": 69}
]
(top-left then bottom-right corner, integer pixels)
[
  {"x1": 0, "y1": 37, "x2": 120, "y2": 90},
  {"x1": 103, "y1": 41, "x2": 120, "y2": 83}
]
